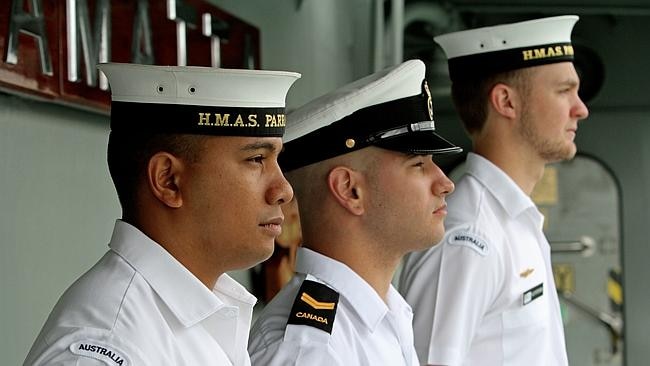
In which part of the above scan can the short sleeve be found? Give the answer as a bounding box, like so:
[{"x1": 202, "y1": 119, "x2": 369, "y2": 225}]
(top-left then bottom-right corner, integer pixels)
[
  {"x1": 250, "y1": 325, "x2": 343, "y2": 366},
  {"x1": 400, "y1": 226, "x2": 503, "y2": 365},
  {"x1": 24, "y1": 328, "x2": 147, "y2": 366}
]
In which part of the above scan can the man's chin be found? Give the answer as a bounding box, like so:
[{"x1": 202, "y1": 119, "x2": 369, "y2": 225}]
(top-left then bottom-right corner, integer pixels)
[
  {"x1": 258, "y1": 240, "x2": 277, "y2": 262},
  {"x1": 543, "y1": 146, "x2": 577, "y2": 163},
  {"x1": 235, "y1": 241, "x2": 276, "y2": 270}
]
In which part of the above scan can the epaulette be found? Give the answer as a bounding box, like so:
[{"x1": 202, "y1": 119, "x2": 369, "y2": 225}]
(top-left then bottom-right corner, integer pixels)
[{"x1": 287, "y1": 279, "x2": 339, "y2": 334}]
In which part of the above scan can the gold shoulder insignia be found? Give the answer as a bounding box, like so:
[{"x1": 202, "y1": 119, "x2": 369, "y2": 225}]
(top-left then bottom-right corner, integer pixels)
[{"x1": 287, "y1": 279, "x2": 339, "y2": 334}]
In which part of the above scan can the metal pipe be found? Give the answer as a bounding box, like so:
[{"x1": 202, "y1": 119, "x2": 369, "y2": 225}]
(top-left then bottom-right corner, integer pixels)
[
  {"x1": 558, "y1": 291, "x2": 623, "y2": 354},
  {"x1": 390, "y1": 0, "x2": 404, "y2": 66},
  {"x1": 373, "y1": 0, "x2": 384, "y2": 71},
  {"x1": 550, "y1": 236, "x2": 596, "y2": 257},
  {"x1": 454, "y1": 3, "x2": 650, "y2": 16}
]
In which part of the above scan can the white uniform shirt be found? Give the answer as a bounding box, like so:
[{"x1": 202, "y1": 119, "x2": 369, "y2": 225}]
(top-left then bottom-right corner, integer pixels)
[
  {"x1": 400, "y1": 153, "x2": 567, "y2": 366},
  {"x1": 24, "y1": 220, "x2": 256, "y2": 366},
  {"x1": 249, "y1": 247, "x2": 420, "y2": 366}
]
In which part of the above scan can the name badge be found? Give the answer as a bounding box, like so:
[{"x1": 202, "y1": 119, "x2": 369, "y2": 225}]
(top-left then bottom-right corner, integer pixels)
[{"x1": 523, "y1": 283, "x2": 543, "y2": 305}]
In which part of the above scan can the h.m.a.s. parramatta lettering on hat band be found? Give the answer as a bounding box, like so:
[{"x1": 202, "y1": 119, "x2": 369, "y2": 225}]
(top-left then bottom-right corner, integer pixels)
[
  {"x1": 110, "y1": 102, "x2": 287, "y2": 137},
  {"x1": 98, "y1": 63, "x2": 300, "y2": 138}
]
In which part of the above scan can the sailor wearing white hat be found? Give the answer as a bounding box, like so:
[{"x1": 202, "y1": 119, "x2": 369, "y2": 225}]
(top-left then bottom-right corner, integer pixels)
[
  {"x1": 24, "y1": 64, "x2": 300, "y2": 366},
  {"x1": 248, "y1": 59, "x2": 461, "y2": 366},
  {"x1": 437, "y1": 15, "x2": 580, "y2": 82},
  {"x1": 400, "y1": 15, "x2": 589, "y2": 366}
]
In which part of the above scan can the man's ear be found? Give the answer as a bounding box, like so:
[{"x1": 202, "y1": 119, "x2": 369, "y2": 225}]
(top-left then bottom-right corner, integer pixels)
[
  {"x1": 146, "y1": 152, "x2": 184, "y2": 208},
  {"x1": 489, "y1": 83, "x2": 519, "y2": 120},
  {"x1": 327, "y1": 166, "x2": 365, "y2": 216}
]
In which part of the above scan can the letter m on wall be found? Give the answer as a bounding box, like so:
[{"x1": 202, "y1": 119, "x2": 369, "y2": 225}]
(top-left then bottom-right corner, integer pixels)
[{"x1": 67, "y1": 0, "x2": 111, "y2": 89}]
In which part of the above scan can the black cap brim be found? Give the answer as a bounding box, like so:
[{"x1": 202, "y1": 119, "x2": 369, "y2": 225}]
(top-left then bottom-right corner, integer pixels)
[{"x1": 373, "y1": 130, "x2": 462, "y2": 155}]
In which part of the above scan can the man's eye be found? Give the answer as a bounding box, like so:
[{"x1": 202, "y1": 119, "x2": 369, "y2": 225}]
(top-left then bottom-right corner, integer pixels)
[{"x1": 248, "y1": 155, "x2": 265, "y2": 163}]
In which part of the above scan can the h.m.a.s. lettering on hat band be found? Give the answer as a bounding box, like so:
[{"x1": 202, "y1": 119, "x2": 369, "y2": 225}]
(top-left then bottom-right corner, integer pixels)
[
  {"x1": 110, "y1": 102, "x2": 287, "y2": 137},
  {"x1": 98, "y1": 63, "x2": 300, "y2": 138},
  {"x1": 447, "y1": 42, "x2": 575, "y2": 81}
]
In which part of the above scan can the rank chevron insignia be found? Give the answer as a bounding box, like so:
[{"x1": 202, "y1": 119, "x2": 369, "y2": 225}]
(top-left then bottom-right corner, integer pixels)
[
  {"x1": 301, "y1": 292, "x2": 336, "y2": 310},
  {"x1": 288, "y1": 279, "x2": 340, "y2": 334}
]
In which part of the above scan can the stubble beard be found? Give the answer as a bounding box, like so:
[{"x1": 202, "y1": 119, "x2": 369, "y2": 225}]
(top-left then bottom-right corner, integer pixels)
[{"x1": 518, "y1": 105, "x2": 577, "y2": 163}]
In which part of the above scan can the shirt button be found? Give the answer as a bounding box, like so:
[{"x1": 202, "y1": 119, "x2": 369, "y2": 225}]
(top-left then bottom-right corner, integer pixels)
[{"x1": 224, "y1": 309, "x2": 238, "y2": 318}]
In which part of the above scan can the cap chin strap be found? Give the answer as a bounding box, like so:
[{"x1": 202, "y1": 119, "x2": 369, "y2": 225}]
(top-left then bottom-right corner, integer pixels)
[{"x1": 368, "y1": 121, "x2": 436, "y2": 142}]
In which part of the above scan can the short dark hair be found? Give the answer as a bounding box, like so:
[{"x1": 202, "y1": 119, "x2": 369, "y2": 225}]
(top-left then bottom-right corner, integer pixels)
[
  {"x1": 106, "y1": 131, "x2": 205, "y2": 215},
  {"x1": 450, "y1": 68, "x2": 531, "y2": 136}
]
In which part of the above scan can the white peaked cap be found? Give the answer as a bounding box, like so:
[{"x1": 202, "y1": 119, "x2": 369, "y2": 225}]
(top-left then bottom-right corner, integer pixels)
[{"x1": 280, "y1": 59, "x2": 461, "y2": 172}]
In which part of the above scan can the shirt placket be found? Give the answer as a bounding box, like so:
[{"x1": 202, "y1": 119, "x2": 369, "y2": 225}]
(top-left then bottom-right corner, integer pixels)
[
  {"x1": 202, "y1": 306, "x2": 240, "y2": 365},
  {"x1": 528, "y1": 209, "x2": 569, "y2": 365},
  {"x1": 384, "y1": 309, "x2": 416, "y2": 365}
]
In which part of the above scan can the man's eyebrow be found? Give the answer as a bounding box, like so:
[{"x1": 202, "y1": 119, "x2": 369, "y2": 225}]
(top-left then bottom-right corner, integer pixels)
[
  {"x1": 240, "y1": 141, "x2": 279, "y2": 152},
  {"x1": 559, "y1": 78, "x2": 579, "y2": 88}
]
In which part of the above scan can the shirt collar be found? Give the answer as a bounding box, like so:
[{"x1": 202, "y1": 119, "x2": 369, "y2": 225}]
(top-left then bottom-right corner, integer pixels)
[
  {"x1": 465, "y1": 152, "x2": 539, "y2": 219},
  {"x1": 295, "y1": 247, "x2": 409, "y2": 332},
  {"x1": 108, "y1": 220, "x2": 256, "y2": 328}
]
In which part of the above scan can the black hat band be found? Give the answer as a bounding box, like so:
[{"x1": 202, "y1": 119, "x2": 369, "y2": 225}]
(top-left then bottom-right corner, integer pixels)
[
  {"x1": 448, "y1": 42, "x2": 574, "y2": 81},
  {"x1": 110, "y1": 101, "x2": 286, "y2": 137}
]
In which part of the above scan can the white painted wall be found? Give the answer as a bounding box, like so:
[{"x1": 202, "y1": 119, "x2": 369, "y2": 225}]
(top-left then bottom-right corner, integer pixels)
[
  {"x1": 0, "y1": 95, "x2": 119, "y2": 364},
  {"x1": 213, "y1": 0, "x2": 373, "y2": 108}
]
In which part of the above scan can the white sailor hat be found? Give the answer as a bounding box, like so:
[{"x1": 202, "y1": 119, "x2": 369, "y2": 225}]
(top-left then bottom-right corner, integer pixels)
[
  {"x1": 98, "y1": 63, "x2": 300, "y2": 137},
  {"x1": 435, "y1": 15, "x2": 579, "y2": 81},
  {"x1": 279, "y1": 59, "x2": 462, "y2": 172}
]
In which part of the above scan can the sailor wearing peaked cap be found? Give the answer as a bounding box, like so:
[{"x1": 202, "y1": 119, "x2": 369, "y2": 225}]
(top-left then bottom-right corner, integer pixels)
[
  {"x1": 400, "y1": 16, "x2": 588, "y2": 366},
  {"x1": 24, "y1": 64, "x2": 299, "y2": 366},
  {"x1": 280, "y1": 58, "x2": 461, "y2": 171},
  {"x1": 249, "y1": 60, "x2": 461, "y2": 366}
]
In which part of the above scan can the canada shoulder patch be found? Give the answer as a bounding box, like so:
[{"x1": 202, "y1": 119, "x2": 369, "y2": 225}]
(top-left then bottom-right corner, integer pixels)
[
  {"x1": 447, "y1": 228, "x2": 489, "y2": 256},
  {"x1": 287, "y1": 279, "x2": 339, "y2": 334}
]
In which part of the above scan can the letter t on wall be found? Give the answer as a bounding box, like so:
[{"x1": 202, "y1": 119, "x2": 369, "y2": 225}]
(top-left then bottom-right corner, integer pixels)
[
  {"x1": 202, "y1": 13, "x2": 230, "y2": 68},
  {"x1": 167, "y1": 0, "x2": 198, "y2": 66}
]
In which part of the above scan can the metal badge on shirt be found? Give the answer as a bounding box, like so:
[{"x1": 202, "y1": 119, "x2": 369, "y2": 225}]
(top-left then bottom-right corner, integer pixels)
[
  {"x1": 523, "y1": 283, "x2": 544, "y2": 305},
  {"x1": 287, "y1": 279, "x2": 339, "y2": 334}
]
